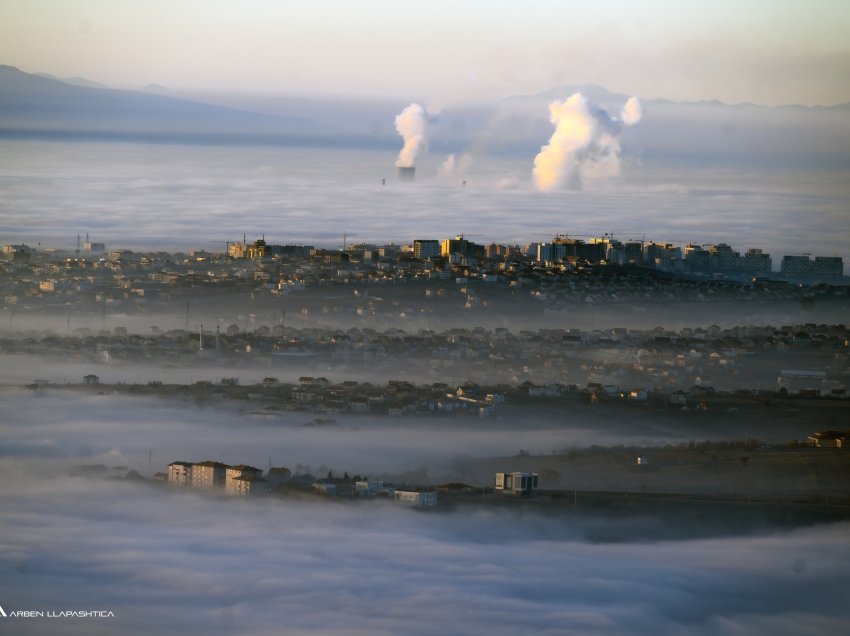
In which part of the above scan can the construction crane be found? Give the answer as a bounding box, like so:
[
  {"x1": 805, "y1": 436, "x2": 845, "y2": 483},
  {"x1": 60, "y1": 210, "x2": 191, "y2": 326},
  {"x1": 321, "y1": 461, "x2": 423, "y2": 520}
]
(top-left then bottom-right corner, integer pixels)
[{"x1": 208, "y1": 240, "x2": 233, "y2": 254}]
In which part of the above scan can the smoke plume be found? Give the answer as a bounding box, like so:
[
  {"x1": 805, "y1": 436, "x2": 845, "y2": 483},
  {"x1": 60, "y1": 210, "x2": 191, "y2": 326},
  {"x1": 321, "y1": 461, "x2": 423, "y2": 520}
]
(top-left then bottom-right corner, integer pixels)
[
  {"x1": 533, "y1": 93, "x2": 642, "y2": 191},
  {"x1": 394, "y1": 103, "x2": 429, "y2": 168}
]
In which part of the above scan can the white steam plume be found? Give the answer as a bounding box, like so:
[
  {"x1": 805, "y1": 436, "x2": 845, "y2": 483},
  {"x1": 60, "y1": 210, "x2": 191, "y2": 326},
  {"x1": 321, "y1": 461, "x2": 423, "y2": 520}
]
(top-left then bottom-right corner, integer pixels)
[
  {"x1": 621, "y1": 96, "x2": 643, "y2": 125},
  {"x1": 533, "y1": 94, "x2": 642, "y2": 191},
  {"x1": 394, "y1": 103, "x2": 429, "y2": 168},
  {"x1": 438, "y1": 154, "x2": 456, "y2": 176}
]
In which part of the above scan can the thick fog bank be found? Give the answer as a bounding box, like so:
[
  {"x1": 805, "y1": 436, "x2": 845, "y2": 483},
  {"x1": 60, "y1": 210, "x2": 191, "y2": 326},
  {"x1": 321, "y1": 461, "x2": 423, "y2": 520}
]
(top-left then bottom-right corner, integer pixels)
[
  {"x1": 0, "y1": 475, "x2": 848, "y2": 635},
  {"x1": 0, "y1": 389, "x2": 681, "y2": 480},
  {"x1": 2, "y1": 141, "x2": 848, "y2": 264}
]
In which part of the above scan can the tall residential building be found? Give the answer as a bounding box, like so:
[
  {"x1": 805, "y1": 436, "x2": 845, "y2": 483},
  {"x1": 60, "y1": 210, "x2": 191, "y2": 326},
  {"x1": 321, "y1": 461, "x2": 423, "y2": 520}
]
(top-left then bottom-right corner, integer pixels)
[
  {"x1": 167, "y1": 461, "x2": 193, "y2": 486},
  {"x1": 684, "y1": 244, "x2": 711, "y2": 272},
  {"x1": 225, "y1": 464, "x2": 264, "y2": 495},
  {"x1": 485, "y1": 243, "x2": 509, "y2": 259},
  {"x1": 707, "y1": 243, "x2": 740, "y2": 271},
  {"x1": 814, "y1": 256, "x2": 843, "y2": 276},
  {"x1": 413, "y1": 239, "x2": 440, "y2": 260},
  {"x1": 536, "y1": 242, "x2": 567, "y2": 263},
  {"x1": 644, "y1": 242, "x2": 682, "y2": 263},
  {"x1": 743, "y1": 248, "x2": 772, "y2": 274},
  {"x1": 229, "y1": 474, "x2": 269, "y2": 496},
  {"x1": 780, "y1": 255, "x2": 814, "y2": 276},
  {"x1": 191, "y1": 461, "x2": 229, "y2": 489},
  {"x1": 552, "y1": 236, "x2": 606, "y2": 262},
  {"x1": 3, "y1": 244, "x2": 36, "y2": 262},
  {"x1": 247, "y1": 239, "x2": 269, "y2": 259},
  {"x1": 441, "y1": 236, "x2": 471, "y2": 257},
  {"x1": 228, "y1": 241, "x2": 247, "y2": 259}
]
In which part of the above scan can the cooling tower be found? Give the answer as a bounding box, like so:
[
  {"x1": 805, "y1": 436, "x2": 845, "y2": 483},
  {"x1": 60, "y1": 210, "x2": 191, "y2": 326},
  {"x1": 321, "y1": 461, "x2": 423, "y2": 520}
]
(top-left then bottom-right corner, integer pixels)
[{"x1": 397, "y1": 166, "x2": 416, "y2": 182}]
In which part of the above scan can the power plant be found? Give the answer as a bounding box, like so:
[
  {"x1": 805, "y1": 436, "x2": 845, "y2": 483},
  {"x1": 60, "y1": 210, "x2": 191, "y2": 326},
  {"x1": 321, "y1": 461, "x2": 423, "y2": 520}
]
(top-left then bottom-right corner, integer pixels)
[{"x1": 397, "y1": 166, "x2": 415, "y2": 182}]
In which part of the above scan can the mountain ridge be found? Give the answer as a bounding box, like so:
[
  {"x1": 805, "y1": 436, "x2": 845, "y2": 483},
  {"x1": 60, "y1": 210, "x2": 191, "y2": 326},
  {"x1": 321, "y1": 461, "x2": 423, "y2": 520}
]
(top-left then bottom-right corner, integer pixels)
[{"x1": 0, "y1": 65, "x2": 325, "y2": 136}]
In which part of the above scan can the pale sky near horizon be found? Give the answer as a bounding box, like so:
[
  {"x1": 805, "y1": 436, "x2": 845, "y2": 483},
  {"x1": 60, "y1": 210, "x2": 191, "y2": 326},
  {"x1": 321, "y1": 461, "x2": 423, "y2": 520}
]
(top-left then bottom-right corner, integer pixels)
[{"x1": 1, "y1": 0, "x2": 849, "y2": 106}]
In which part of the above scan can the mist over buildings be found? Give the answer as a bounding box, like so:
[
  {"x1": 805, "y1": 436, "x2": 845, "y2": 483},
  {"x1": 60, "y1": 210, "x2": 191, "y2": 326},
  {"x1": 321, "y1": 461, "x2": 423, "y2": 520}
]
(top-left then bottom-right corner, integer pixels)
[
  {"x1": 1, "y1": 464, "x2": 848, "y2": 635},
  {"x1": 0, "y1": 472, "x2": 848, "y2": 635},
  {"x1": 1, "y1": 36, "x2": 849, "y2": 636},
  {"x1": 1, "y1": 388, "x2": 849, "y2": 635}
]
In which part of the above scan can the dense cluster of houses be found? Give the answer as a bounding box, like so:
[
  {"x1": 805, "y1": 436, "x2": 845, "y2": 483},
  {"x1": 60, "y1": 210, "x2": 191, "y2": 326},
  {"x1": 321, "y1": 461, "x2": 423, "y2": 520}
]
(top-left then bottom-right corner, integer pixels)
[
  {"x1": 286, "y1": 377, "x2": 503, "y2": 417},
  {"x1": 2, "y1": 236, "x2": 846, "y2": 315},
  {"x1": 11, "y1": 321, "x2": 848, "y2": 399}
]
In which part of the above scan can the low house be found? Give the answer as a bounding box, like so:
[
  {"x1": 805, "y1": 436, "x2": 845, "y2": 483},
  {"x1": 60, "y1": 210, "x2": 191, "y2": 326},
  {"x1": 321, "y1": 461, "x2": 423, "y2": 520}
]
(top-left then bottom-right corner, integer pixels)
[
  {"x1": 807, "y1": 431, "x2": 846, "y2": 448},
  {"x1": 669, "y1": 391, "x2": 688, "y2": 406},
  {"x1": 393, "y1": 490, "x2": 437, "y2": 507},
  {"x1": 355, "y1": 480, "x2": 394, "y2": 497},
  {"x1": 495, "y1": 472, "x2": 538, "y2": 496},
  {"x1": 266, "y1": 467, "x2": 292, "y2": 488},
  {"x1": 312, "y1": 482, "x2": 337, "y2": 496},
  {"x1": 83, "y1": 374, "x2": 100, "y2": 385},
  {"x1": 778, "y1": 370, "x2": 827, "y2": 396}
]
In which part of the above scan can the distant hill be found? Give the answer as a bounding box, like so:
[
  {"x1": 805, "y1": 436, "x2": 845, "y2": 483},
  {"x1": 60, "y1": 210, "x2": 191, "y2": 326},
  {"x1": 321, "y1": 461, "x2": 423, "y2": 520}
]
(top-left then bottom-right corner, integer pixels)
[
  {"x1": 34, "y1": 72, "x2": 110, "y2": 89},
  {"x1": 139, "y1": 83, "x2": 169, "y2": 94},
  {"x1": 0, "y1": 65, "x2": 328, "y2": 142}
]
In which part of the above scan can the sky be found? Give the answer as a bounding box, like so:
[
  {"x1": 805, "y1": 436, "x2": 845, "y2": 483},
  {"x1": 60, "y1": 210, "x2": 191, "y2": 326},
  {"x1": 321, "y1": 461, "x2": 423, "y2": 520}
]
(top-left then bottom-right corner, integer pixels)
[{"x1": 1, "y1": 0, "x2": 849, "y2": 106}]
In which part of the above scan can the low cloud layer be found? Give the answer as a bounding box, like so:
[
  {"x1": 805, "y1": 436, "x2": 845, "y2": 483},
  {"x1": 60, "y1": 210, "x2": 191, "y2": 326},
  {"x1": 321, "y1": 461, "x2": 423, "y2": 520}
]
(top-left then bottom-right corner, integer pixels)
[
  {"x1": 3, "y1": 140, "x2": 846, "y2": 265},
  {"x1": 0, "y1": 474, "x2": 848, "y2": 635},
  {"x1": 1, "y1": 385, "x2": 849, "y2": 634},
  {"x1": 0, "y1": 389, "x2": 690, "y2": 482}
]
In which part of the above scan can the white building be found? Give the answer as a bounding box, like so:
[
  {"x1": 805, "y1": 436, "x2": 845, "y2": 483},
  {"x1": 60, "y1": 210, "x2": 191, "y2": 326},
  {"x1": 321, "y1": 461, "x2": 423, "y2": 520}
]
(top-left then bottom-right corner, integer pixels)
[
  {"x1": 167, "y1": 461, "x2": 193, "y2": 486},
  {"x1": 312, "y1": 482, "x2": 337, "y2": 496},
  {"x1": 230, "y1": 474, "x2": 269, "y2": 496},
  {"x1": 225, "y1": 464, "x2": 264, "y2": 494},
  {"x1": 393, "y1": 490, "x2": 437, "y2": 507},
  {"x1": 495, "y1": 472, "x2": 538, "y2": 496},
  {"x1": 355, "y1": 480, "x2": 395, "y2": 497},
  {"x1": 191, "y1": 461, "x2": 229, "y2": 489}
]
